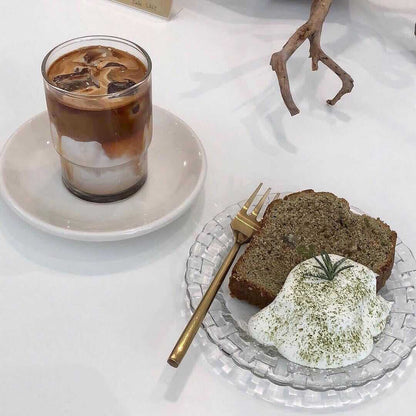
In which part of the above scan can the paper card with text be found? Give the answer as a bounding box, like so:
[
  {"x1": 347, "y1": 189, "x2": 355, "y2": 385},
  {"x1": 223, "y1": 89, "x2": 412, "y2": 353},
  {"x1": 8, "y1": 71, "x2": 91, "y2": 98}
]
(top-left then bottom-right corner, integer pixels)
[{"x1": 113, "y1": 0, "x2": 173, "y2": 18}]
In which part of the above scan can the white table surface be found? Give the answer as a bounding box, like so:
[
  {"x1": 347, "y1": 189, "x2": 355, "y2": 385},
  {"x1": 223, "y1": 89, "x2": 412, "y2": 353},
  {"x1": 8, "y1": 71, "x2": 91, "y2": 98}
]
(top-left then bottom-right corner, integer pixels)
[{"x1": 1, "y1": 0, "x2": 416, "y2": 414}]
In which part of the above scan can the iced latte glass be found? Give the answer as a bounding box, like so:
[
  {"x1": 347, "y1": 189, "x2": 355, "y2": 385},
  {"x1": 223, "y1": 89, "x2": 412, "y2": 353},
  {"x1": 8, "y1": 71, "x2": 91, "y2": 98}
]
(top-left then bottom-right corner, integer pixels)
[{"x1": 42, "y1": 36, "x2": 152, "y2": 202}]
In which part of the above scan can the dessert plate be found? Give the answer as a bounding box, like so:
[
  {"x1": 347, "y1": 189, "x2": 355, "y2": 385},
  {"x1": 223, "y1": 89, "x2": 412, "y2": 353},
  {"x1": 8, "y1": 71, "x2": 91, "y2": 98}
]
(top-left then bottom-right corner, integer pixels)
[
  {"x1": 185, "y1": 193, "x2": 416, "y2": 408},
  {"x1": 0, "y1": 106, "x2": 206, "y2": 241}
]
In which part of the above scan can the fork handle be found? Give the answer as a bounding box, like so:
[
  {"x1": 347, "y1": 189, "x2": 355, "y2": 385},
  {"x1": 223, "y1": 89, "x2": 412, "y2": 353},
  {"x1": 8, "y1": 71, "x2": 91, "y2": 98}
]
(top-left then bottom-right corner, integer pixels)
[{"x1": 167, "y1": 242, "x2": 241, "y2": 368}]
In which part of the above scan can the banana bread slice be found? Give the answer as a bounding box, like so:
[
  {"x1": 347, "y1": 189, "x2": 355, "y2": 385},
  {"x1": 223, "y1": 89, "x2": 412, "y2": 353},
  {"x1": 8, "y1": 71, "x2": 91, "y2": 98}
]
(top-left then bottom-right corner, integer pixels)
[{"x1": 229, "y1": 190, "x2": 397, "y2": 308}]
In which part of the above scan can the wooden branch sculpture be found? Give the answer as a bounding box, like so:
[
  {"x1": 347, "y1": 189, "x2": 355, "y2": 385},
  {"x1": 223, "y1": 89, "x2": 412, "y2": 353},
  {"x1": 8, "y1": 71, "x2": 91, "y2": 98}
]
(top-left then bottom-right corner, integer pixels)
[{"x1": 270, "y1": 0, "x2": 354, "y2": 116}]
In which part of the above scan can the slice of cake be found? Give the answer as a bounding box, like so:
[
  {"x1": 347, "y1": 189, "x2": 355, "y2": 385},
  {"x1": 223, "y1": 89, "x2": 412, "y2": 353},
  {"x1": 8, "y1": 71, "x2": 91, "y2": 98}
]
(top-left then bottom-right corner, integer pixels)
[{"x1": 229, "y1": 190, "x2": 397, "y2": 308}]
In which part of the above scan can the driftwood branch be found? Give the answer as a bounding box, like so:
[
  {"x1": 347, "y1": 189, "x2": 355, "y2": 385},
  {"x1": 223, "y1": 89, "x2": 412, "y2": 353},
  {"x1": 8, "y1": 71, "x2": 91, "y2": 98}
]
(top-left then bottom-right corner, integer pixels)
[{"x1": 270, "y1": 0, "x2": 354, "y2": 116}]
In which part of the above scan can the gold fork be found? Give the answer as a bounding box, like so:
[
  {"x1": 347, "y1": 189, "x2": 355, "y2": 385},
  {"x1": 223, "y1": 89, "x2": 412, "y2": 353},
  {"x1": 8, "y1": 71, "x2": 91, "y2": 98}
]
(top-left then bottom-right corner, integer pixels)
[{"x1": 167, "y1": 183, "x2": 271, "y2": 368}]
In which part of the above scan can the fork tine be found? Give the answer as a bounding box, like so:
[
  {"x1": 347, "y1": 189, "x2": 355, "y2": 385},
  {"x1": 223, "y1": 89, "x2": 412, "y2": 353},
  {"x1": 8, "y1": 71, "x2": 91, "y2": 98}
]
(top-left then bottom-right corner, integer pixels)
[
  {"x1": 242, "y1": 183, "x2": 263, "y2": 212},
  {"x1": 252, "y1": 187, "x2": 271, "y2": 217},
  {"x1": 273, "y1": 192, "x2": 281, "y2": 201}
]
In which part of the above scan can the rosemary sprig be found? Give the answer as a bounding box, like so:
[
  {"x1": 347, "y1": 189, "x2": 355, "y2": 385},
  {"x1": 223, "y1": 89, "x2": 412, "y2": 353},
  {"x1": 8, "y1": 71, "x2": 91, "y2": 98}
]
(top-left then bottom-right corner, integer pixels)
[{"x1": 303, "y1": 252, "x2": 353, "y2": 281}]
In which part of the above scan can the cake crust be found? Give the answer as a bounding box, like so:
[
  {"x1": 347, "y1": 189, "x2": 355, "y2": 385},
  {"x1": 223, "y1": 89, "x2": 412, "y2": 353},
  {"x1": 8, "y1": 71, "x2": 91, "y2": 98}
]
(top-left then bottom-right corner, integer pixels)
[{"x1": 229, "y1": 190, "x2": 397, "y2": 309}]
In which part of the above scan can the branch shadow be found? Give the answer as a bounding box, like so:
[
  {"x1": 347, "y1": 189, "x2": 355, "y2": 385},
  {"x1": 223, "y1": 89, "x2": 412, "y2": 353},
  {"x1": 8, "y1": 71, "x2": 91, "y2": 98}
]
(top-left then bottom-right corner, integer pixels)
[
  {"x1": 180, "y1": 0, "x2": 415, "y2": 151},
  {"x1": 188, "y1": 0, "x2": 315, "y2": 22}
]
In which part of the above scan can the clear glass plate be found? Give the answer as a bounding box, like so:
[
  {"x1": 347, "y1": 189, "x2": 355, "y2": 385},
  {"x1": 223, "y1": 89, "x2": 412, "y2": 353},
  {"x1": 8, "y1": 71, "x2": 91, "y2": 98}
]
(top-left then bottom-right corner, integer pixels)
[{"x1": 185, "y1": 193, "x2": 416, "y2": 408}]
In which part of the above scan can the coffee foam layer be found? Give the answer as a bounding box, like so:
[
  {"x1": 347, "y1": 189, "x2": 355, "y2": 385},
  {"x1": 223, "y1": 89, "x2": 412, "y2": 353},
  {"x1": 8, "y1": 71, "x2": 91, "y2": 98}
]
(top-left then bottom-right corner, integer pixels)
[{"x1": 47, "y1": 45, "x2": 147, "y2": 96}]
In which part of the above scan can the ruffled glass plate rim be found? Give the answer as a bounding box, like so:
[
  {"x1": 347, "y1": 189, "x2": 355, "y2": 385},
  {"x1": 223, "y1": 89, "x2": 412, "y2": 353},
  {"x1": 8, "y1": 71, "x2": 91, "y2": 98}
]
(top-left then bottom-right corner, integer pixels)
[{"x1": 185, "y1": 193, "x2": 416, "y2": 396}]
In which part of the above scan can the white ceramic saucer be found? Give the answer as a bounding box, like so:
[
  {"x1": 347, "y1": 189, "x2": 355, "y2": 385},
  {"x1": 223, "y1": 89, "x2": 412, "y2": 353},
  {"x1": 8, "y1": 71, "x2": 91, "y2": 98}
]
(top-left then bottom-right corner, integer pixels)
[{"x1": 0, "y1": 106, "x2": 207, "y2": 241}]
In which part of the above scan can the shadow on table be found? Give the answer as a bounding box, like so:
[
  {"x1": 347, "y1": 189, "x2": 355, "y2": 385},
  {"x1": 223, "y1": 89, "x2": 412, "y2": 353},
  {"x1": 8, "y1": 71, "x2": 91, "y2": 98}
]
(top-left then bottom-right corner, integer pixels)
[
  {"x1": 0, "y1": 364, "x2": 128, "y2": 416},
  {"x1": 152, "y1": 267, "x2": 203, "y2": 402},
  {"x1": 181, "y1": 0, "x2": 414, "y2": 153},
  {"x1": 155, "y1": 344, "x2": 201, "y2": 403},
  {"x1": 193, "y1": 0, "x2": 415, "y2": 28},
  {"x1": 185, "y1": 0, "x2": 415, "y2": 93},
  {"x1": 0, "y1": 189, "x2": 205, "y2": 277},
  {"x1": 189, "y1": 0, "x2": 315, "y2": 21}
]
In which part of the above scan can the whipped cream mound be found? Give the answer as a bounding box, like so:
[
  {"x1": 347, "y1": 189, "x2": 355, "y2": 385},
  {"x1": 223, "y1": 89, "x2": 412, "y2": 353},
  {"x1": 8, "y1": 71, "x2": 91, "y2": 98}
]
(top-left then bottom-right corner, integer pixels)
[{"x1": 248, "y1": 255, "x2": 392, "y2": 369}]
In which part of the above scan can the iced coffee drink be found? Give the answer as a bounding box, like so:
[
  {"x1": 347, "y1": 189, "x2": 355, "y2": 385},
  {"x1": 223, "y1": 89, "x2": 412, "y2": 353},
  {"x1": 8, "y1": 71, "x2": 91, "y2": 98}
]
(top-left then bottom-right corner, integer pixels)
[{"x1": 42, "y1": 36, "x2": 152, "y2": 202}]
